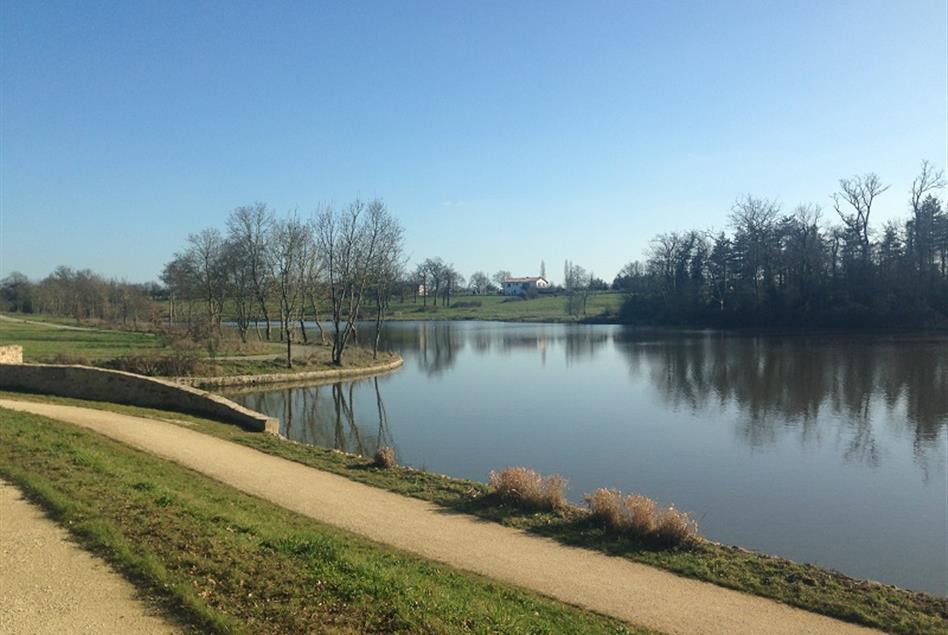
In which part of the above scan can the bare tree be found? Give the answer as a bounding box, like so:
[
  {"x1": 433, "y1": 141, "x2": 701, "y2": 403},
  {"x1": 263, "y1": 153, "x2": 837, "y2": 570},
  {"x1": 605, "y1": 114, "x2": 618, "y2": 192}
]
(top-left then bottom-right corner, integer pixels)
[
  {"x1": 186, "y1": 228, "x2": 227, "y2": 337},
  {"x1": 272, "y1": 214, "x2": 311, "y2": 367},
  {"x1": 468, "y1": 271, "x2": 492, "y2": 294},
  {"x1": 492, "y1": 270, "x2": 511, "y2": 292},
  {"x1": 366, "y1": 201, "x2": 404, "y2": 357},
  {"x1": 833, "y1": 173, "x2": 889, "y2": 262},
  {"x1": 315, "y1": 199, "x2": 386, "y2": 365},
  {"x1": 227, "y1": 203, "x2": 275, "y2": 340},
  {"x1": 221, "y1": 237, "x2": 254, "y2": 342}
]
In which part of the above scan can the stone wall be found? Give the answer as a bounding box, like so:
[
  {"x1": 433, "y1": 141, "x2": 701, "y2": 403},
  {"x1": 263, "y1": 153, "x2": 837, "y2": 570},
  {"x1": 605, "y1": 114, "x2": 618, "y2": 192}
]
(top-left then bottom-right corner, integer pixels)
[
  {"x1": 0, "y1": 346, "x2": 23, "y2": 364},
  {"x1": 0, "y1": 363, "x2": 278, "y2": 434}
]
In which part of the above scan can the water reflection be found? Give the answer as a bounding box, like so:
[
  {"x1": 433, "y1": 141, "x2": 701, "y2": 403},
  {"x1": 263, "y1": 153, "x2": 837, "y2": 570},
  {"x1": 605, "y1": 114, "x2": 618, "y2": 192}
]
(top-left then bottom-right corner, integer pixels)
[
  {"x1": 253, "y1": 323, "x2": 947, "y2": 474},
  {"x1": 237, "y1": 376, "x2": 394, "y2": 457},
  {"x1": 612, "y1": 331, "x2": 947, "y2": 475}
]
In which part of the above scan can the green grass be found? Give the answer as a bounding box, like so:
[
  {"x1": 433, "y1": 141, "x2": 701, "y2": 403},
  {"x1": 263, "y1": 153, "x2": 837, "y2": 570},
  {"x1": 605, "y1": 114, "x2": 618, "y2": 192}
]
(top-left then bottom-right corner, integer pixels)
[
  {"x1": 0, "y1": 317, "x2": 162, "y2": 362},
  {"x1": 2, "y1": 391, "x2": 944, "y2": 634},
  {"x1": 0, "y1": 407, "x2": 646, "y2": 635},
  {"x1": 0, "y1": 316, "x2": 396, "y2": 377},
  {"x1": 156, "y1": 293, "x2": 625, "y2": 325},
  {"x1": 206, "y1": 346, "x2": 400, "y2": 377},
  {"x1": 383, "y1": 292, "x2": 623, "y2": 322}
]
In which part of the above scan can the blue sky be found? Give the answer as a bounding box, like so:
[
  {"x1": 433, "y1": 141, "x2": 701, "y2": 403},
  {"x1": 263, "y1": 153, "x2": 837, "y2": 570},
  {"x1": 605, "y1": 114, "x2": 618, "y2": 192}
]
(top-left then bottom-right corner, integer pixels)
[{"x1": 2, "y1": 0, "x2": 946, "y2": 284}]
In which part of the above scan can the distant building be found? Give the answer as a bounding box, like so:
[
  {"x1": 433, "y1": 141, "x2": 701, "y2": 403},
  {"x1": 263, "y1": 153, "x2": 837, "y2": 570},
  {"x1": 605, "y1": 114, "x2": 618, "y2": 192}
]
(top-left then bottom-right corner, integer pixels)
[{"x1": 502, "y1": 276, "x2": 550, "y2": 296}]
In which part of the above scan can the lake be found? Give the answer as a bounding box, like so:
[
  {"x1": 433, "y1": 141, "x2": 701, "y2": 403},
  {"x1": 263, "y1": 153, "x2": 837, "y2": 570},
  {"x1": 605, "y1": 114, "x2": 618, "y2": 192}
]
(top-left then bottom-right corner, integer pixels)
[{"x1": 226, "y1": 321, "x2": 948, "y2": 594}]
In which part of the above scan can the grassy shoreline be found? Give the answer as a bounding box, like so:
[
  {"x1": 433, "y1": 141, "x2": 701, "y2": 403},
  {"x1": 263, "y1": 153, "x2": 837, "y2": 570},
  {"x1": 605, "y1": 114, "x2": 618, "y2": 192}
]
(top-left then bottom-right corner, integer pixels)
[
  {"x1": 0, "y1": 407, "x2": 645, "y2": 634},
  {"x1": 0, "y1": 316, "x2": 401, "y2": 381},
  {"x1": 1, "y1": 390, "x2": 944, "y2": 634}
]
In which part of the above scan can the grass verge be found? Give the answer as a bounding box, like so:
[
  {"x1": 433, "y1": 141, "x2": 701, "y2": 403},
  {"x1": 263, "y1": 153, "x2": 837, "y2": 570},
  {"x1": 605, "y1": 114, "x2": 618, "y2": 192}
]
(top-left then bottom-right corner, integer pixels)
[
  {"x1": 1, "y1": 391, "x2": 945, "y2": 634},
  {"x1": 0, "y1": 407, "x2": 644, "y2": 634}
]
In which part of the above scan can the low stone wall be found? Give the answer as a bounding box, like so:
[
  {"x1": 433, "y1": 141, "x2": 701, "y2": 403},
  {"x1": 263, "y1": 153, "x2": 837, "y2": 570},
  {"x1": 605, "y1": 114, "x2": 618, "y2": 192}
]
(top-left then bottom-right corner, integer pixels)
[
  {"x1": 0, "y1": 346, "x2": 23, "y2": 364},
  {"x1": 0, "y1": 363, "x2": 279, "y2": 434},
  {"x1": 175, "y1": 356, "x2": 404, "y2": 390}
]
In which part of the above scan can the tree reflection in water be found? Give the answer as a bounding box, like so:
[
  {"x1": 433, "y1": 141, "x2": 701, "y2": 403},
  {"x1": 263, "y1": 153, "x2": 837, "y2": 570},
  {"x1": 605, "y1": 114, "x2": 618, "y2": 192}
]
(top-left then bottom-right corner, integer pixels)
[
  {"x1": 234, "y1": 375, "x2": 394, "y2": 459},
  {"x1": 613, "y1": 330, "x2": 947, "y2": 476}
]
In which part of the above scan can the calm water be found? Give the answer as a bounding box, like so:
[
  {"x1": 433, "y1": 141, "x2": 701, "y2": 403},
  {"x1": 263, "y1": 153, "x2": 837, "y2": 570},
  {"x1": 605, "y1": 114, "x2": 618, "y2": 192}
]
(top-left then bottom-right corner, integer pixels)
[{"x1": 226, "y1": 321, "x2": 948, "y2": 594}]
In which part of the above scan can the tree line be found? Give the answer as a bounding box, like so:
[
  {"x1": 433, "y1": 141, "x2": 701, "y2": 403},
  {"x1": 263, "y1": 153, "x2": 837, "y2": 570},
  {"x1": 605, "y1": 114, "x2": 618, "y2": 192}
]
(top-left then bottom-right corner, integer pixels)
[
  {"x1": 161, "y1": 199, "x2": 403, "y2": 366},
  {"x1": 0, "y1": 267, "x2": 158, "y2": 327},
  {"x1": 614, "y1": 162, "x2": 948, "y2": 328}
]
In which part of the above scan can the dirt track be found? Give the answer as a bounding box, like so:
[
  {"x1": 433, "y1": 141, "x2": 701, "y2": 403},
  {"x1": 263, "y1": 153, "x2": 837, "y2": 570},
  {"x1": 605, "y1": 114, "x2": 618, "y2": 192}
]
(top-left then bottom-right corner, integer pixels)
[
  {"x1": 0, "y1": 480, "x2": 178, "y2": 634},
  {"x1": 0, "y1": 398, "x2": 881, "y2": 635}
]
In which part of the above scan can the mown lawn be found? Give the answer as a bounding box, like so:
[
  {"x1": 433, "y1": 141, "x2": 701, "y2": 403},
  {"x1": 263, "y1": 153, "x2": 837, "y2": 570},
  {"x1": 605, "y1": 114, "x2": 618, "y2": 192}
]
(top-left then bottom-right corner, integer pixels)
[
  {"x1": 0, "y1": 318, "x2": 161, "y2": 362},
  {"x1": 2, "y1": 391, "x2": 944, "y2": 634},
  {"x1": 0, "y1": 316, "x2": 396, "y2": 377},
  {"x1": 0, "y1": 407, "x2": 644, "y2": 635}
]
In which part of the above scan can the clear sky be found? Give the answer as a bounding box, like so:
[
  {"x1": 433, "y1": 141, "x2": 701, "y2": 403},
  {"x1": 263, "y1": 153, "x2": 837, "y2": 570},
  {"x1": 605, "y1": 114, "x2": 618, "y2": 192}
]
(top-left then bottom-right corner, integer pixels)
[{"x1": 2, "y1": 0, "x2": 946, "y2": 284}]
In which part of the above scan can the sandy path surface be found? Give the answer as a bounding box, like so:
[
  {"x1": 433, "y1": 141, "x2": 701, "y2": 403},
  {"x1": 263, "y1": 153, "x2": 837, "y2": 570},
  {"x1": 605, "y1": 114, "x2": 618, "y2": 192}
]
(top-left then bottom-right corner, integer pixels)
[
  {"x1": 0, "y1": 480, "x2": 179, "y2": 634},
  {"x1": 0, "y1": 399, "x2": 881, "y2": 635}
]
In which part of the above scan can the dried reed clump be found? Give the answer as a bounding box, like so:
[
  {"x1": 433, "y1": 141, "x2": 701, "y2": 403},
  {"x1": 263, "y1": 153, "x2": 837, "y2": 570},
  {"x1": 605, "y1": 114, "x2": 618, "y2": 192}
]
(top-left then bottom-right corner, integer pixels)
[
  {"x1": 373, "y1": 447, "x2": 397, "y2": 469},
  {"x1": 653, "y1": 505, "x2": 699, "y2": 546},
  {"x1": 488, "y1": 467, "x2": 568, "y2": 511},
  {"x1": 585, "y1": 488, "x2": 698, "y2": 547}
]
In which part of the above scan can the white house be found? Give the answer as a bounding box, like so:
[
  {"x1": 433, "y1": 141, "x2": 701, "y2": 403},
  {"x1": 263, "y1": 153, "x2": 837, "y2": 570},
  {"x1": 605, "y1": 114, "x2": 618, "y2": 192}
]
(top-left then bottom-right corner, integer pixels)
[{"x1": 502, "y1": 276, "x2": 550, "y2": 296}]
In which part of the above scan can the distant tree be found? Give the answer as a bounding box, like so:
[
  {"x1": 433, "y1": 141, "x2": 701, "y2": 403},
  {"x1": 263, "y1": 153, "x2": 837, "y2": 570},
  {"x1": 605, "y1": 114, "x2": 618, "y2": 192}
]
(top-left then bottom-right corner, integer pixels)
[
  {"x1": 0, "y1": 272, "x2": 33, "y2": 313},
  {"x1": 365, "y1": 201, "x2": 404, "y2": 357},
  {"x1": 468, "y1": 271, "x2": 492, "y2": 294},
  {"x1": 909, "y1": 161, "x2": 946, "y2": 293},
  {"x1": 492, "y1": 270, "x2": 511, "y2": 291},
  {"x1": 833, "y1": 173, "x2": 889, "y2": 263}
]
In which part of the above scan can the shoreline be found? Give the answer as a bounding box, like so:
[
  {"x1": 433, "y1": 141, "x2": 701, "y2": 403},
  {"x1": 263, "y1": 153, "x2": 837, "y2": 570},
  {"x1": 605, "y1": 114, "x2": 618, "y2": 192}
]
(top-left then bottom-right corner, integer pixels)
[{"x1": 173, "y1": 355, "x2": 404, "y2": 390}]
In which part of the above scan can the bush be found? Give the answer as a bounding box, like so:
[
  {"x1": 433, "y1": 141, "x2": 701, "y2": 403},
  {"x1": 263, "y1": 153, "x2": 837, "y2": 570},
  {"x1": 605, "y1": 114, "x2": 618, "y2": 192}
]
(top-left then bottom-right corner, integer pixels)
[
  {"x1": 104, "y1": 351, "x2": 205, "y2": 377},
  {"x1": 653, "y1": 505, "x2": 699, "y2": 546},
  {"x1": 488, "y1": 467, "x2": 567, "y2": 511},
  {"x1": 585, "y1": 487, "x2": 698, "y2": 547},
  {"x1": 49, "y1": 352, "x2": 92, "y2": 366},
  {"x1": 373, "y1": 447, "x2": 396, "y2": 469}
]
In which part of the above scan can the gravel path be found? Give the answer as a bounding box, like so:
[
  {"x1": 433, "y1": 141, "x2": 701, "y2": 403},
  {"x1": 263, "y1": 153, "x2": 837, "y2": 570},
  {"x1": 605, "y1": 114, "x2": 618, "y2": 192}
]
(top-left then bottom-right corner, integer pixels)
[
  {"x1": 0, "y1": 398, "x2": 881, "y2": 635},
  {"x1": 0, "y1": 480, "x2": 179, "y2": 634}
]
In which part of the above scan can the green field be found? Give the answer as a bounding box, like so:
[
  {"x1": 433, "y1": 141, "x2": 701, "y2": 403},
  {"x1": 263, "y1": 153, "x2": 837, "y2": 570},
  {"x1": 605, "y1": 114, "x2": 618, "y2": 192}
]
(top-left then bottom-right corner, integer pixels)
[
  {"x1": 0, "y1": 315, "x2": 394, "y2": 377},
  {"x1": 3, "y1": 391, "x2": 944, "y2": 635},
  {"x1": 384, "y1": 292, "x2": 624, "y2": 322},
  {"x1": 0, "y1": 317, "x2": 162, "y2": 362},
  {"x1": 0, "y1": 408, "x2": 644, "y2": 634}
]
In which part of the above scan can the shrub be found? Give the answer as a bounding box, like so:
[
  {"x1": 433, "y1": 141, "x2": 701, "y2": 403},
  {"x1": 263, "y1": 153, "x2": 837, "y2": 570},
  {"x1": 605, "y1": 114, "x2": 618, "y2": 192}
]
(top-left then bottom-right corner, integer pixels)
[
  {"x1": 373, "y1": 447, "x2": 396, "y2": 469},
  {"x1": 488, "y1": 467, "x2": 567, "y2": 511},
  {"x1": 104, "y1": 351, "x2": 205, "y2": 377},
  {"x1": 49, "y1": 352, "x2": 92, "y2": 366},
  {"x1": 653, "y1": 505, "x2": 699, "y2": 546},
  {"x1": 585, "y1": 488, "x2": 698, "y2": 547}
]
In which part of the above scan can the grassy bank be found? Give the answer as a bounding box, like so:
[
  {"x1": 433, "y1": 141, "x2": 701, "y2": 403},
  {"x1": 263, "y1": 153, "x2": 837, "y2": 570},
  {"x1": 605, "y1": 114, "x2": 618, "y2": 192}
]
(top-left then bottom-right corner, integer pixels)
[
  {"x1": 0, "y1": 317, "x2": 162, "y2": 361},
  {"x1": 383, "y1": 292, "x2": 623, "y2": 322},
  {"x1": 2, "y1": 392, "x2": 943, "y2": 634},
  {"x1": 0, "y1": 407, "x2": 644, "y2": 634},
  {"x1": 0, "y1": 317, "x2": 398, "y2": 380}
]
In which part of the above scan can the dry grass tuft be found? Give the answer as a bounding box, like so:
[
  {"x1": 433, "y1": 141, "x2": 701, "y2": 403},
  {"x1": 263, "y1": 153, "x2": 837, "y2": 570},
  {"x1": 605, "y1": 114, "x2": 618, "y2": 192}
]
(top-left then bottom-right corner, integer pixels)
[
  {"x1": 653, "y1": 505, "x2": 699, "y2": 546},
  {"x1": 373, "y1": 446, "x2": 397, "y2": 469},
  {"x1": 489, "y1": 467, "x2": 567, "y2": 511},
  {"x1": 585, "y1": 488, "x2": 698, "y2": 547}
]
